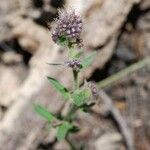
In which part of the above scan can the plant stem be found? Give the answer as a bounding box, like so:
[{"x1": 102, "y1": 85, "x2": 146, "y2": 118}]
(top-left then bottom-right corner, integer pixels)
[
  {"x1": 65, "y1": 104, "x2": 78, "y2": 122},
  {"x1": 66, "y1": 69, "x2": 79, "y2": 122},
  {"x1": 98, "y1": 57, "x2": 150, "y2": 88},
  {"x1": 64, "y1": 104, "x2": 78, "y2": 150},
  {"x1": 73, "y1": 70, "x2": 79, "y2": 90},
  {"x1": 64, "y1": 69, "x2": 80, "y2": 150}
]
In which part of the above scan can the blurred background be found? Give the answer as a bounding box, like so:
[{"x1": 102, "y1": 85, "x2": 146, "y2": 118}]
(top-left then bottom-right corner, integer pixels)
[{"x1": 0, "y1": 0, "x2": 149, "y2": 150}]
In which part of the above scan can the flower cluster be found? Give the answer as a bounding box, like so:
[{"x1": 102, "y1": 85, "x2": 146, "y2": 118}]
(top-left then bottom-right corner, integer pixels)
[
  {"x1": 88, "y1": 82, "x2": 99, "y2": 99},
  {"x1": 65, "y1": 59, "x2": 82, "y2": 71},
  {"x1": 51, "y1": 10, "x2": 83, "y2": 48}
]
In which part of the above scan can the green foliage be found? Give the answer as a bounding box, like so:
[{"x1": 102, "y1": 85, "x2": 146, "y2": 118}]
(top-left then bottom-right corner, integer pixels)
[
  {"x1": 81, "y1": 52, "x2": 96, "y2": 70},
  {"x1": 80, "y1": 102, "x2": 95, "y2": 113},
  {"x1": 69, "y1": 49, "x2": 83, "y2": 59},
  {"x1": 56, "y1": 122, "x2": 73, "y2": 141},
  {"x1": 72, "y1": 89, "x2": 91, "y2": 106},
  {"x1": 55, "y1": 113, "x2": 64, "y2": 120},
  {"x1": 47, "y1": 77, "x2": 70, "y2": 100},
  {"x1": 34, "y1": 104, "x2": 55, "y2": 122},
  {"x1": 69, "y1": 125, "x2": 80, "y2": 133},
  {"x1": 57, "y1": 35, "x2": 74, "y2": 48},
  {"x1": 80, "y1": 145, "x2": 85, "y2": 150},
  {"x1": 47, "y1": 63, "x2": 63, "y2": 66},
  {"x1": 57, "y1": 35, "x2": 69, "y2": 47}
]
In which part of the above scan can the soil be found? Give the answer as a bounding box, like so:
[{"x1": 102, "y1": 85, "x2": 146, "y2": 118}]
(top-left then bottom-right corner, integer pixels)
[{"x1": 0, "y1": 0, "x2": 149, "y2": 150}]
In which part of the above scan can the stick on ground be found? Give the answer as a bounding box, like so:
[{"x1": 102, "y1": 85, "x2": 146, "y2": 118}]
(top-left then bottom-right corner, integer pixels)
[{"x1": 97, "y1": 90, "x2": 134, "y2": 150}]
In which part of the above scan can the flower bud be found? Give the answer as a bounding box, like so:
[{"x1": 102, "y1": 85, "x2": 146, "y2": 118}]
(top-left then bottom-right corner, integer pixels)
[{"x1": 88, "y1": 82, "x2": 99, "y2": 99}]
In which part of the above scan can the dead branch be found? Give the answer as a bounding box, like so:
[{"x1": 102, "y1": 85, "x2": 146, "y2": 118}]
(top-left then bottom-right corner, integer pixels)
[{"x1": 94, "y1": 90, "x2": 134, "y2": 150}]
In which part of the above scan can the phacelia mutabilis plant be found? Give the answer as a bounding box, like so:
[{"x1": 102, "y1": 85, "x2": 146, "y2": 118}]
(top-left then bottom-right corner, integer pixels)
[{"x1": 34, "y1": 9, "x2": 98, "y2": 150}]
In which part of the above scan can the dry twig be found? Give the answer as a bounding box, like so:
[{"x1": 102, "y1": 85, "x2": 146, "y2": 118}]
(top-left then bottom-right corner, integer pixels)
[
  {"x1": 94, "y1": 90, "x2": 134, "y2": 150},
  {"x1": 98, "y1": 57, "x2": 150, "y2": 88}
]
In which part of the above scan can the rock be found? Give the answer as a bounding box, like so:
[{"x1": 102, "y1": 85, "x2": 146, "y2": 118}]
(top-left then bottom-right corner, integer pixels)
[
  {"x1": 94, "y1": 133, "x2": 123, "y2": 150},
  {"x1": 0, "y1": 0, "x2": 20, "y2": 41},
  {"x1": 1, "y1": 51, "x2": 23, "y2": 65},
  {"x1": 0, "y1": 63, "x2": 27, "y2": 106},
  {"x1": 140, "y1": 0, "x2": 150, "y2": 10},
  {"x1": 53, "y1": 140, "x2": 70, "y2": 150},
  {"x1": 82, "y1": 0, "x2": 141, "y2": 48},
  {"x1": 116, "y1": 46, "x2": 137, "y2": 62}
]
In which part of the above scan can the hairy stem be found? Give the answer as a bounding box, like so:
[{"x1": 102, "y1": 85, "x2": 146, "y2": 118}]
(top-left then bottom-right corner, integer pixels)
[
  {"x1": 65, "y1": 69, "x2": 79, "y2": 122},
  {"x1": 64, "y1": 69, "x2": 80, "y2": 150},
  {"x1": 64, "y1": 103, "x2": 78, "y2": 149},
  {"x1": 73, "y1": 70, "x2": 79, "y2": 90},
  {"x1": 65, "y1": 104, "x2": 78, "y2": 122},
  {"x1": 98, "y1": 57, "x2": 150, "y2": 88}
]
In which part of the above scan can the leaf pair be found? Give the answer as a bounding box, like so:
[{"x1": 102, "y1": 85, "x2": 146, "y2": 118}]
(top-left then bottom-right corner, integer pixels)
[
  {"x1": 48, "y1": 51, "x2": 97, "y2": 71},
  {"x1": 47, "y1": 76, "x2": 92, "y2": 107},
  {"x1": 34, "y1": 104, "x2": 78, "y2": 140}
]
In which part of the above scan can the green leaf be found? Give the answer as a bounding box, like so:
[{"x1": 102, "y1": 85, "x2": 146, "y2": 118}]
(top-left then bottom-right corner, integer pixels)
[
  {"x1": 34, "y1": 104, "x2": 55, "y2": 122},
  {"x1": 55, "y1": 113, "x2": 63, "y2": 120},
  {"x1": 69, "y1": 125, "x2": 80, "y2": 133},
  {"x1": 80, "y1": 102, "x2": 95, "y2": 113},
  {"x1": 69, "y1": 49, "x2": 83, "y2": 59},
  {"x1": 80, "y1": 145, "x2": 85, "y2": 150},
  {"x1": 81, "y1": 52, "x2": 96, "y2": 70},
  {"x1": 57, "y1": 36, "x2": 68, "y2": 46},
  {"x1": 56, "y1": 122, "x2": 72, "y2": 141},
  {"x1": 72, "y1": 89, "x2": 91, "y2": 106},
  {"x1": 47, "y1": 77, "x2": 70, "y2": 100},
  {"x1": 57, "y1": 35, "x2": 71, "y2": 47},
  {"x1": 47, "y1": 63, "x2": 63, "y2": 66}
]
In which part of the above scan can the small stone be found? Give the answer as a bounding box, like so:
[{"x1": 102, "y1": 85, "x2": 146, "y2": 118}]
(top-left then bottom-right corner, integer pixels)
[{"x1": 2, "y1": 51, "x2": 23, "y2": 65}]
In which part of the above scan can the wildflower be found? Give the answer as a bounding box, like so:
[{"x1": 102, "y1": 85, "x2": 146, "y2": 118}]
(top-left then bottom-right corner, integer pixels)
[
  {"x1": 65, "y1": 59, "x2": 82, "y2": 71},
  {"x1": 88, "y1": 82, "x2": 99, "y2": 99},
  {"x1": 51, "y1": 9, "x2": 83, "y2": 48}
]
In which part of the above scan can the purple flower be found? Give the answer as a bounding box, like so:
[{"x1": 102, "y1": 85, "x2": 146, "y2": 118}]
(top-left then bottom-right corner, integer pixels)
[
  {"x1": 51, "y1": 9, "x2": 83, "y2": 48},
  {"x1": 88, "y1": 82, "x2": 99, "y2": 99},
  {"x1": 65, "y1": 59, "x2": 82, "y2": 71}
]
